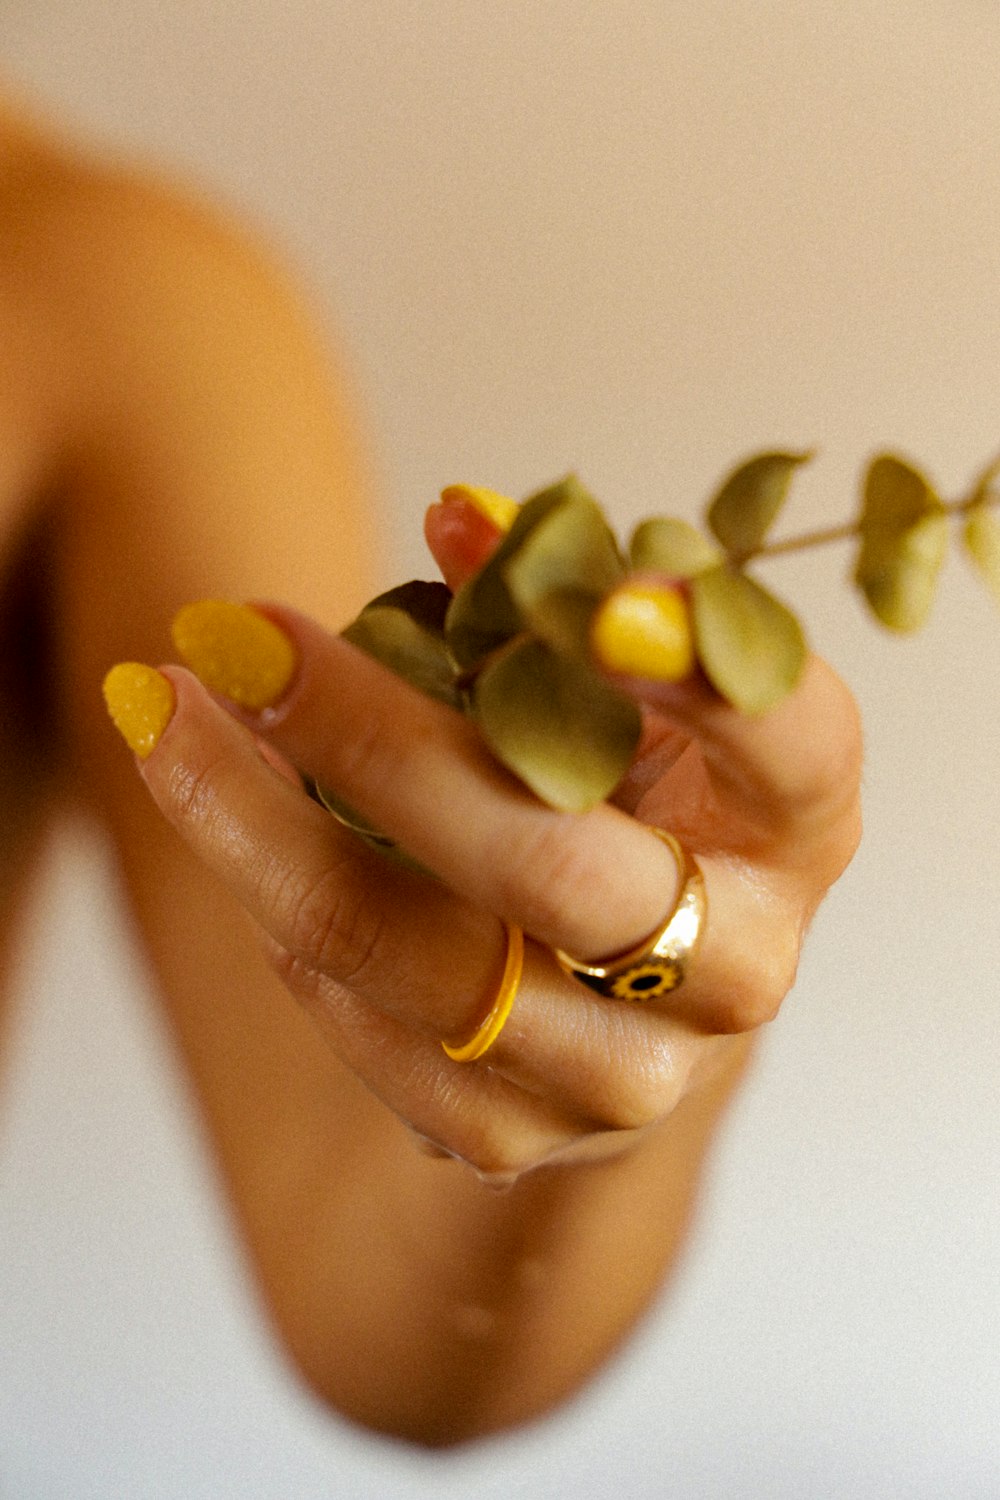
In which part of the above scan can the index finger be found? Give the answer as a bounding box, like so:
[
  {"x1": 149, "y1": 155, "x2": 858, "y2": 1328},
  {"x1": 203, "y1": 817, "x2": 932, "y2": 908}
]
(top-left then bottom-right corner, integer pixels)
[{"x1": 169, "y1": 601, "x2": 685, "y2": 965}]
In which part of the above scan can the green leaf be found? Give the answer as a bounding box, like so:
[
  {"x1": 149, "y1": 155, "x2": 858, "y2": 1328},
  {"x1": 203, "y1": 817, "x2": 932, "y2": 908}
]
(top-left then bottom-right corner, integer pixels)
[
  {"x1": 629, "y1": 516, "x2": 723, "y2": 577},
  {"x1": 311, "y1": 782, "x2": 395, "y2": 847},
  {"x1": 503, "y1": 477, "x2": 625, "y2": 612},
  {"x1": 854, "y1": 454, "x2": 948, "y2": 631},
  {"x1": 967, "y1": 451, "x2": 1000, "y2": 508},
  {"x1": 964, "y1": 503, "x2": 1000, "y2": 610},
  {"x1": 444, "y1": 483, "x2": 569, "y2": 669},
  {"x1": 691, "y1": 566, "x2": 808, "y2": 714},
  {"x1": 336, "y1": 580, "x2": 456, "y2": 863},
  {"x1": 706, "y1": 450, "x2": 814, "y2": 558},
  {"x1": 359, "y1": 578, "x2": 452, "y2": 629},
  {"x1": 341, "y1": 579, "x2": 461, "y2": 707},
  {"x1": 498, "y1": 477, "x2": 625, "y2": 658},
  {"x1": 446, "y1": 474, "x2": 623, "y2": 669},
  {"x1": 514, "y1": 588, "x2": 599, "y2": 658},
  {"x1": 311, "y1": 782, "x2": 429, "y2": 872},
  {"x1": 470, "y1": 637, "x2": 641, "y2": 812}
]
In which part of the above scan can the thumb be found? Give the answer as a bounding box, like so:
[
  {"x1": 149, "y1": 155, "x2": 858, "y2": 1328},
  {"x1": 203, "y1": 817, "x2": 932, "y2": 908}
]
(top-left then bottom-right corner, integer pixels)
[{"x1": 423, "y1": 485, "x2": 518, "y2": 591}]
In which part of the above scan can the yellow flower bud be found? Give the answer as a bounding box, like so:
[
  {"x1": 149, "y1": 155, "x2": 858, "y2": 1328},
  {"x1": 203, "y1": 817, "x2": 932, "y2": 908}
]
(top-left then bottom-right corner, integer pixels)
[{"x1": 591, "y1": 583, "x2": 695, "y2": 682}]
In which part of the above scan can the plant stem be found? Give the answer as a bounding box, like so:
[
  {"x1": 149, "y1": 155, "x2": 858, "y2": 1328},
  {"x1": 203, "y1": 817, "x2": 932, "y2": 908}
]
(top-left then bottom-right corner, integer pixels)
[
  {"x1": 752, "y1": 519, "x2": 860, "y2": 559},
  {"x1": 749, "y1": 487, "x2": 1000, "y2": 562}
]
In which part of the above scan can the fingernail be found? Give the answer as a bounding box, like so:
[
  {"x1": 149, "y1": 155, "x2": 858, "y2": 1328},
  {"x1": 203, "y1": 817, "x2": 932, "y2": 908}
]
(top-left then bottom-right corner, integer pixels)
[
  {"x1": 590, "y1": 582, "x2": 695, "y2": 682},
  {"x1": 440, "y1": 484, "x2": 519, "y2": 533},
  {"x1": 171, "y1": 600, "x2": 297, "y2": 711},
  {"x1": 102, "y1": 663, "x2": 175, "y2": 758}
]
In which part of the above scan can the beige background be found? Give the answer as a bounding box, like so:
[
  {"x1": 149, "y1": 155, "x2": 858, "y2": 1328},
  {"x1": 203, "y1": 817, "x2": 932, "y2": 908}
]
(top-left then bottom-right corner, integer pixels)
[{"x1": 1, "y1": 3, "x2": 999, "y2": 1495}]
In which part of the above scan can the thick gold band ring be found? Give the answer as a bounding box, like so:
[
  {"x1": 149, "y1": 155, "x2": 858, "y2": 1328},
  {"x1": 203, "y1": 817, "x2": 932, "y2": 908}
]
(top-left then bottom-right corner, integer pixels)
[
  {"x1": 441, "y1": 923, "x2": 525, "y2": 1062},
  {"x1": 553, "y1": 829, "x2": 706, "y2": 1000}
]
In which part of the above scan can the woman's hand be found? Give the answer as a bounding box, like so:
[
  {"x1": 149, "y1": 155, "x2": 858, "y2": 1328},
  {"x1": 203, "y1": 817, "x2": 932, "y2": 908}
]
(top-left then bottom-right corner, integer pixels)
[{"x1": 103, "y1": 564, "x2": 862, "y2": 1184}]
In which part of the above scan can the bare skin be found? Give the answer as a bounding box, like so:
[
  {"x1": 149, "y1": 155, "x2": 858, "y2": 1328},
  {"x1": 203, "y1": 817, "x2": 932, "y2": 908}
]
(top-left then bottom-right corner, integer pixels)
[{"x1": 0, "y1": 99, "x2": 862, "y2": 1446}]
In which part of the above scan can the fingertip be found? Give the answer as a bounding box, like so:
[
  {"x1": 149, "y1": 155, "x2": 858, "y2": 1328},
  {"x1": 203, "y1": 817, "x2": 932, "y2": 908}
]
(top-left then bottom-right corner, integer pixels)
[
  {"x1": 171, "y1": 599, "x2": 299, "y2": 712},
  {"x1": 439, "y1": 484, "x2": 519, "y2": 531},
  {"x1": 102, "y1": 662, "x2": 176, "y2": 760},
  {"x1": 424, "y1": 497, "x2": 506, "y2": 591}
]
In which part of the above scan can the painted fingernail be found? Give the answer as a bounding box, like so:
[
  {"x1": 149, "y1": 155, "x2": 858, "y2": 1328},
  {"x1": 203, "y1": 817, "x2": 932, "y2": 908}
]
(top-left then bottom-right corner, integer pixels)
[
  {"x1": 171, "y1": 600, "x2": 297, "y2": 711},
  {"x1": 590, "y1": 582, "x2": 695, "y2": 682},
  {"x1": 440, "y1": 484, "x2": 519, "y2": 533},
  {"x1": 102, "y1": 663, "x2": 175, "y2": 758}
]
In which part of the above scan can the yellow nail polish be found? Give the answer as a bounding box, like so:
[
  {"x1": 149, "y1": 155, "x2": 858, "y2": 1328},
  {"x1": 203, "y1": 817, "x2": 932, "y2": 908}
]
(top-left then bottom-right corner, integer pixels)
[
  {"x1": 591, "y1": 583, "x2": 695, "y2": 682},
  {"x1": 102, "y1": 662, "x2": 175, "y2": 759},
  {"x1": 171, "y1": 600, "x2": 297, "y2": 711},
  {"x1": 440, "y1": 484, "x2": 519, "y2": 533}
]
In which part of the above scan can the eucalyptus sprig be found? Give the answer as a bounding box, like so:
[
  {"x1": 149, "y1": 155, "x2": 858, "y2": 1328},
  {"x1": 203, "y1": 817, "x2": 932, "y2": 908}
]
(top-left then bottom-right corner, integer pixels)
[{"x1": 331, "y1": 449, "x2": 1000, "y2": 820}]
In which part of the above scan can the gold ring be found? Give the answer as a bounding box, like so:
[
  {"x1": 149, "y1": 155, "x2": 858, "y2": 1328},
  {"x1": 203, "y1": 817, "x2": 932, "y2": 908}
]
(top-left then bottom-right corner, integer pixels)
[
  {"x1": 441, "y1": 923, "x2": 525, "y2": 1062},
  {"x1": 553, "y1": 829, "x2": 705, "y2": 1000}
]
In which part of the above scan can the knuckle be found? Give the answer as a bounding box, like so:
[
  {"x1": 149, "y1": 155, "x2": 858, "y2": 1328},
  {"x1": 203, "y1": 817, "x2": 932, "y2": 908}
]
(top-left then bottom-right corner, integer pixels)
[
  {"x1": 454, "y1": 1121, "x2": 553, "y2": 1185},
  {"x1": 699, "y1": 874, "x2": 804, "y2": 1034},
  {"x1": 266, "y1": 853, "x2": 385, "y2": 988},
  {"x1": 465, "y1": 1145, "x2": 532, "y2": 1185},
  {"x1": 590, "y1": 1025, "x2": 686, "y2": 1131},
  {"x1": 782, "y1": 670, "x2": 865, "y2": 835},
  {"x1": 827, "y1": 794, "x2": 864, "y2": 882},
  {"x1": 832, "y1": 673, "x2": 865, "y2": 774},
  {"x1": 167, "y1": 750, "x2": 233, "y2": 838},
  {"x1": 708, "y1": 935, "x2": 798, "y2": 1034},
  {"x1": 707, "y1": 985, "x2": 778, "y2": 1036},
  {"x1": 265, "y1": 937, "x2": 326, "y2": 1003},
  {"x1": 419, "y1": 1070, "x2": 557, "y2": 1184}
]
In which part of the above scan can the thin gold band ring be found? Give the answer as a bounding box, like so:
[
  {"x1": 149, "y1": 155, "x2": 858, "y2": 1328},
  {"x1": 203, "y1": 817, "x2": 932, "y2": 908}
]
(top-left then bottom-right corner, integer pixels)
[{"x1": 441, "y1": 923, "x2": 525, "y2": 1062}]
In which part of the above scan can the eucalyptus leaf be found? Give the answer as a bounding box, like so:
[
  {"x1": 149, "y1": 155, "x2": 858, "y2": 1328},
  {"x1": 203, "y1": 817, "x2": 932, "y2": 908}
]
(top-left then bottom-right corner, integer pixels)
[
  {"x1": 706, "y1": 450, "x2": 813, "y2": 559},
  {"x1": 516, "y1": 587, "x2": 598, "y2": 657},
  {"x1": 858, "y1": 453, "x2": 941, "y2": 531},
  {"x1": 341, "y1": 579, "x2": 461, "y2": 707},
  {"x1": 360, "y1": 578, "x2": 453, "y2": 630},
  {"x1": 336, "y1": 580, "x2": 456, "y2": 856},
  {"x1": 311, "y1": 782, "x2": 430, "y2": 872},
  {"x1": 855, "y1": 512, "x2": 948, "y2": 631},
  {"x1": 964, "y1": 504, "x2": 1000, "y2": 610},
  {"x1": 854, "y1": 454, "x2": 947, "y2": 631},
  {"x1": 967, "y1": 452, "x2": 1000, "y2": 508},
  {"x1": 470, "y1": 637, "x2": 641, "y2": 812},
  {"x1": 445, "y1": 484, "x2": 570, "y2": 669},
  {"x1": 691, "y1": 566, "x2": 807, "y2": 714},
  {"x1": 629, "y1": 516, "x2": 723, "y2": 577},
  {"x1": 496, "y1": 479, "x2": 626, "y2": 658},
  {"x1": 311, "y1": 782, "x2": 395, "y2": 847},
  {"x1": 503, "y1": 478, "x2": 625, "y2": 614}
]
